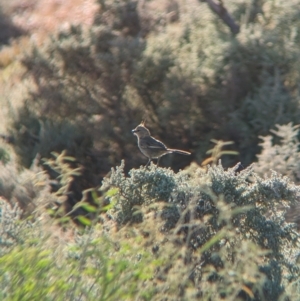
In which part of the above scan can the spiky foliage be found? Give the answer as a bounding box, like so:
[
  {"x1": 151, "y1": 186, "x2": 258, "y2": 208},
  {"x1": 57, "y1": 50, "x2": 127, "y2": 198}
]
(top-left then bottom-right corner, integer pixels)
[
  {"x1": 0, "y1": 199, "x2": 22, "y2": 253},
  {"x1": 255, "y1": 123, "x2": 300, "y2": 230},
  {"x1": 0, "y1": 140, "x2": 54, "y2": 215},
  {"x1": 102, "y1": 160, "x2": 300, "y2": 300},
  {"x1": 0, "y1": 149, "x2": 299, "y2": 300},
  {"x1": 255, "y1": 123, "x2": 300, "y2": 183}
]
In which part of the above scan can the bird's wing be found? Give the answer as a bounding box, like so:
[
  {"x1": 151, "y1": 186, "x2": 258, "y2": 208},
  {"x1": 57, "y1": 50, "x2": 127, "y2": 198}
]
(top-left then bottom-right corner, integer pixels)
[{"x1": 142, "y1": 136, "x2": 168, "y2": 150}]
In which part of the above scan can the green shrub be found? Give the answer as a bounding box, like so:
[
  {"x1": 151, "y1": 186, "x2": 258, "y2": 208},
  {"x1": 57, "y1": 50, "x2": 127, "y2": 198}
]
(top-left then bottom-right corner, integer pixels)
[
  {"x1": 0, "y1": 224, "x2": 156, "y2": 301},
  {"x1": 9, "y1": 0, "x2": 300, "y2": 177},
  {"x1": 255, "y1": 123, "x2": 300, "y2": 183},
  {"x1": 0, "y1": 141, "x2": 54, "y2": 215},
  {"x1": 10, "y1": 106, "x2": 93, "y2": 169},
  {"x1": 102, "y1": 161, "x2": 185, "y2": 224},
  {"x1": 0, "y1": 149, "x2": 300, "y2": 300},
  {"x1": 102, "y1": 160, "x2": 300, "y2": 300},
  {"x1": 0, "y1": 199, "x2": 23, "y2": 252}
]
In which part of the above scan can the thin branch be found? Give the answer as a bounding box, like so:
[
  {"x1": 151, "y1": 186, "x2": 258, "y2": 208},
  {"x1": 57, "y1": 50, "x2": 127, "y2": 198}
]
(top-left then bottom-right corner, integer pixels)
[{"x1": 202, "y1": 0, "x2": 240, "y2": 35}]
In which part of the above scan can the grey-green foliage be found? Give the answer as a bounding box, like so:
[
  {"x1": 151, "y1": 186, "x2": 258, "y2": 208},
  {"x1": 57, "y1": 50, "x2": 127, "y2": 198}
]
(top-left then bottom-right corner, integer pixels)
[
  {"x1": 0, "y1": 222, "x2": 156, "y2": 301},
  {"x1": 220, "y1": 0, "x2": 300, "y2": 160},
  {"x1": 207, "y1": 163, "x2": 298, "y2": 260},
  {"x1": 102, "y1": 160, "x2": 188, "y2": 223},
  {"x1": 103, "y1": 160, "x2": 300, "y2": 300},
  {"x1": 0, "y1": 200, "x2": 22, "y2": 252},
  {"x1": 11, "y1": 0, "x2": 300, "y2": 176},
  {"x1": 18, "y1": 23, "x2": 145, "y2": 173},
  {"x1": 255, "y1": 123, "x2": 300, "y2": 183},
  {"x1": 10, "y1": 106, "x2": 93, "y2": 168},
  {"x1": 0, "y1": 142, "x2": 54, "y2": 215}
]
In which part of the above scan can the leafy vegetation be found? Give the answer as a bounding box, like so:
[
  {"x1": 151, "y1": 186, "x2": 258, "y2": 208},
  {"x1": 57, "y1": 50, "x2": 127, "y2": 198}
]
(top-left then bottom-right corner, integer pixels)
[
  {"x1": 7, "y1": 0, "x2": 300, "y2": 178},
  {"x1": 1, "y1": 154, "x2": 300, "y2": 300},
  {"x1": 0, "y1": 0, "x2": 300, "y2": 300}
]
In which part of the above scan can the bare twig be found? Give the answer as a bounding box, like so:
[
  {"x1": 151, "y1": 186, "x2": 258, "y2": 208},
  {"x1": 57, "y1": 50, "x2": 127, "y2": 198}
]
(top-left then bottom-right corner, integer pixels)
[{"x1": 202, "y1": 0, "x2": 240, "y2": 35}]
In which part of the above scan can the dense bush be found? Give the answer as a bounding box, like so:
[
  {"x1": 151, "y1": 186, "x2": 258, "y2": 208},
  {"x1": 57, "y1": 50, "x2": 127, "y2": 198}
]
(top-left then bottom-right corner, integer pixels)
[
  {"x1": 255, "y1": 123, "x2": 300, "y2": 183},
  {"x1": 0, "y1": 217, "x2": 156, "y2": 300},
  {"x1": 102, "y1": 160, "x2": 300, "y2": 300},
  {"x1": 0, "y1": 156, "x2": 299, "y2": 300},
  {"x1": 0, "y1": 11, "x2": 25, "y2": 45},
  {"x1": 0, "y1": 140, "x2": 54, "y2": 215},
  {"x1": 255, "y1": 122, "x2": 300, "y2": 229},
  {"x1": 7, "y1": 0, "x2": 300, "y2": 182},
  {"x1": 1, "y1": 0, "x2": 300, "y2": 299}
]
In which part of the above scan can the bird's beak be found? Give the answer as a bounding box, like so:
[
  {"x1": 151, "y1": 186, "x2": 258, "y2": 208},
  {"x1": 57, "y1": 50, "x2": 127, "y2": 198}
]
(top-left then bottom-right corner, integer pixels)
[{"x1": 132, "y1": 129, "x2": 137, "y2": 133}]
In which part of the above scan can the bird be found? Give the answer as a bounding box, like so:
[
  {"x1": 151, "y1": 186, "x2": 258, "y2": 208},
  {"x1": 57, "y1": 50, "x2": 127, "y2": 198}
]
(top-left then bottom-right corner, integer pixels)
[{"x1": 132, "y1": 122, "x2": 191, "y2": 167}]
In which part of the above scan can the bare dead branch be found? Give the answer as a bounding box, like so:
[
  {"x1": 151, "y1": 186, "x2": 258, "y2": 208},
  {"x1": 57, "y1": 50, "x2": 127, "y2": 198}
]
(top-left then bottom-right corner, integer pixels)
[{"x1": 202, "y1": 0, "x2": 240, "y2": 35}]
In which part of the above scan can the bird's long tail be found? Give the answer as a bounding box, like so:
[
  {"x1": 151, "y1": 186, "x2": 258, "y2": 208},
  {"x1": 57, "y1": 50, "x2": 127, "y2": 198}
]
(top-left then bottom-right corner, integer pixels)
[{"x1": 168, "y1": 149, "x2": 191, "y2": 155}]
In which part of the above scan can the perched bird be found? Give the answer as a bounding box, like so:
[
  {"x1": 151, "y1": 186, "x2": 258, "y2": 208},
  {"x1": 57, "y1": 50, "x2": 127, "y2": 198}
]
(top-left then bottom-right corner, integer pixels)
[{"x1": 132, "y1": 122, "x2": 191, "y2": 167}]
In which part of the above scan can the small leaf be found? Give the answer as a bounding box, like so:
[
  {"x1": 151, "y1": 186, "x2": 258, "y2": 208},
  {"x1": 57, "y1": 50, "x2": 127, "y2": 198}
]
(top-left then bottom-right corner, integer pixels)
[
  {"x1": 91, "y1": 190, "x2": 99, "y2": 204},
  {"x1": 63, "y1": 156, "x2": 76, "y2": 162},
  {"x1": 106, "y1": 188, "x2": 119, "y2": 197},
  {"x1": 81, "y1": 203, "x2": 97, "y2": 213},
  {"x1": 50, "y1": 151, "x2": 60, "y2": 158},
  {"x1": 219, "y1": 151, "x2": 239, "y2": 156},
  {"x1": 77, "y1": 215, "x2": 91, "y2": 226},
  {"x1": 242, "y1": 285, "x2": 254, "y2": 298},
  {"x1": 101, "y1": 200, "x2": 116, "y2": 212},
  {"x1": 201, "y1": 157, "x2": 214, "y2": 166},
  {"x1": 59, "y1": 216, "x2": 71, "y2": 224},
  {"x1": 199, "y1": 229, "x2": 226, "y2": 253},
  {"x1": 221, "y1": 141, "x2": 235, "y2": 146}
]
